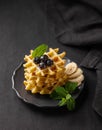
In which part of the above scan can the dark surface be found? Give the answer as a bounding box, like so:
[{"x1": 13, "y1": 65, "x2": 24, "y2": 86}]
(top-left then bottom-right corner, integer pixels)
[
  {"x1": 47, "y1": 0, "x2": 102, "y2": 117},
  {"x1": 0, "y1": 0, "x2": 102, "y2": 130}
]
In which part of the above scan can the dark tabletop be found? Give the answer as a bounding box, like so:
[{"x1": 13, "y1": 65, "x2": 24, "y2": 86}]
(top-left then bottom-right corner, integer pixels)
[{"x1": 0, "y1": 0, "x2": 102, "y2": 130}]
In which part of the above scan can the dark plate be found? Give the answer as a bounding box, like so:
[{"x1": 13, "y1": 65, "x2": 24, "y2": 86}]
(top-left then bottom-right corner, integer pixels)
[{"x1": 12, "y1": 58, "x2": 84, "y2": 108}]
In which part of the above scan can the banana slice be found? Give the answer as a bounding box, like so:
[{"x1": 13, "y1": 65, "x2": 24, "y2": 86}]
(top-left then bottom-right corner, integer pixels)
[
  {"x1": 68, "y1": 74, "x2": 84, "y2": 84},
  {"x1": 77, "y1": 82, "x2": 82, "y2": 86},
  {"x1": 65, "y1": 62, "x2": 77, "y2": 75},
  {"x1": 68, "y1": 68, "x2": 83, "y2": 78}
]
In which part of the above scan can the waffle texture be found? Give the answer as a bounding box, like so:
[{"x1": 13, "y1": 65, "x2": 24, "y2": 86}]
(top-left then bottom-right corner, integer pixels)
[{"x1": 23, "y1": 48, "x2": 68, "y2": 94}]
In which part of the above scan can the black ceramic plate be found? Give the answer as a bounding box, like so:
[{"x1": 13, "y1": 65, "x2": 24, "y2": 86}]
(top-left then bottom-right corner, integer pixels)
[{"x1": 12, "y1": 58, "x2": 84, "y2": 108}]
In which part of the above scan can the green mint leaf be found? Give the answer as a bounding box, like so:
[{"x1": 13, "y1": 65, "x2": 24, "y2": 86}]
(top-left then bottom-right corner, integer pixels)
[
  {"x1": 50, "y1": 91, "x2": 62, "y2": 100},
  {"x1": 66, "y1": 96, "x2": 75, "y2": 111},
  {"x1": 59, "y1": 98, "x2": 67, "y2": 106},
  {"x1": 66, "y1": 93, "x2": 71, "y2": 100},
  {"x1": 65, "y1": 81, "x2": 78, "y2": 93},
  {"x1": 50, "y1": 86, "x2": 76, "y2": 111},
  {"x1": 32, "y1": 44, "x2": 48, "y2": 58},
  {"x1": 55, "y1": 86, "x2": 68, "y2": 98},
  {"x1": 50, "y1": 86, "x2": 68, "y2": 100}
]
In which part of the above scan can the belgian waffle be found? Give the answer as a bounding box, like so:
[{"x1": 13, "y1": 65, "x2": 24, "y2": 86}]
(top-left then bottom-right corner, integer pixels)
[{"x1": 23, "y1": 48, "x2": 67, "y2": 94}]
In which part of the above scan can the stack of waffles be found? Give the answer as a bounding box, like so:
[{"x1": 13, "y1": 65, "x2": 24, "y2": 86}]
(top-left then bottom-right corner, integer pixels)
[
  {"x1": 23, "y1": 48, "x2": 68, "y2": 94},
  {"x1": 23, "y1": 48, "x2": 84, "y2": 94}
]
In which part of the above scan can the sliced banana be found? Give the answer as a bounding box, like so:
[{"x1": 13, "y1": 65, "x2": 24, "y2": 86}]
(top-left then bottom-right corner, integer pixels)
[
  {"x1": 65, "y1": 62, "x2": 77, "y2": 75},
  {"x1": 77, "y1": 81, "x2": 82, "y2": 86},
  {"x1": 68, "y1": 74, "x2": 84, "y2": 84},
  {"x1": 68, "y1": 68, "x2": 83, "y2": 78}
]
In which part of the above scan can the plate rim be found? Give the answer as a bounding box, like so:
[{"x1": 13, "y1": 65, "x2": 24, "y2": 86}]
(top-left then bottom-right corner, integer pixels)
[{"x1": 12, "y1": 62, "x2": 60, "y2": 108}]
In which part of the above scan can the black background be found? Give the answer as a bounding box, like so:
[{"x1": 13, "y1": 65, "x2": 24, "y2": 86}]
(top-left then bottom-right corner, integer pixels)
[{"x1": 0, "y1": 0, "x2": 102, "y2": 130}]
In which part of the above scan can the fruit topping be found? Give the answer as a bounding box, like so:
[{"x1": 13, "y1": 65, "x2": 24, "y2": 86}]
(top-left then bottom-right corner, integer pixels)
[
  {"x1": 34, "y1": 54, "x2": 53, "y2": 69},
  {"x1": 46, "y1": 59, "x2": 53, "y2": 66},
  {"x1": 39, "y1": 62, "x2": 46, "y2": 69},
  {"x1": 40, "y1": 55, "x2": 48, "y2": 62},
  {"x1": 34, "y1": 57, "x2": 41, "y2": 64}
]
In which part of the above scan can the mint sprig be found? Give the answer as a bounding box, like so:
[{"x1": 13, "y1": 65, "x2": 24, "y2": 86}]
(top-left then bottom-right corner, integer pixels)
[
  {"x1": 66, "y1": 96, "x2": 75, "y2": 111},
  {"x1": 32, "y1": 44, "x2": 48, "y2": 58},
  {"x1": 55, "y1": 86, "x2": 68, "y2": 98},
  {"x1": 58, "y1": 94, "x2": 75, "y2": 111},
  {"x1": 50, "y1": 82, "x2": 78, "y2": 111},
  {"x1": 65, "y1": 82, "x2": 78, "y2": 93}
]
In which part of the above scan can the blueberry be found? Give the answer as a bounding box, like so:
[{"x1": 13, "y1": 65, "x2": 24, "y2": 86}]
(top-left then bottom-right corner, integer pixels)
[
  {"x1": 40, "y1": 55, "x2": 48, "y2": 62},
  {"x1": 39, "y1": 62, "x2": 46, "y2": 69},
  {"x1": 34, "y1": 57, "x2": 41, "y2": 64},
  {"x1": 46, "y1": 59, "x2": 53, "y2": 66}
]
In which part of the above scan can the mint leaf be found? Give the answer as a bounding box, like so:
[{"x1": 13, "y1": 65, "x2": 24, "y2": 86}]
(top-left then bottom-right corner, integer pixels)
[
  {"x1": 66, "y1": 93, "x2": 71, "y2": 100},
  {"x1": 32, "y1": 44, "x2": 48, "y2": 58},
  {"x1": 50, "y1": 85, "x2": 76, "y2": 111},
  {"x1": 65, "y1": 82, "x2": 78, "y2": 93},
  {"x1": 55, "y1": 86, "x2": 68, "y2": 98},
  {"x1": 66, "y1": 96, "x2": 75, "y2": 111},
  {"x1": 50, "y1": 91, "x2": 62, "y2": 100},
  {"x1": 59, "y1": 98, "x2": 67, "y2": 106}
]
